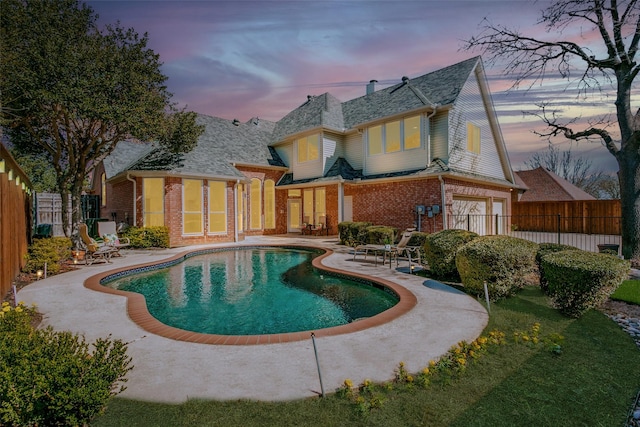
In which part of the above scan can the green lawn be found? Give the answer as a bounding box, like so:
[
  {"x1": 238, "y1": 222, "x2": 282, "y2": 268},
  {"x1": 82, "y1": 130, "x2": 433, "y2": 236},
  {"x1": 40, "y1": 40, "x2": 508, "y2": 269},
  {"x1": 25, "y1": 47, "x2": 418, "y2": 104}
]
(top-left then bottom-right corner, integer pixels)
[
  {"x1": 94, "y1": 286, "x2": 640, "y2": 427},
  {"x1": 612, "y1": 279, "x2": 640, "y2": 305}
]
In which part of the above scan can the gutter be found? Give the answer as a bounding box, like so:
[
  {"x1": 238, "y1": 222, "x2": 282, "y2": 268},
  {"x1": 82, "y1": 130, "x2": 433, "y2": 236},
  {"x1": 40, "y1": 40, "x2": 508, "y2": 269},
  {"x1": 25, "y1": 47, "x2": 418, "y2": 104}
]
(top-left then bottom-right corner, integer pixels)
[{"x1": 126, "y1": 173, "x2": 137, "y2": 226}]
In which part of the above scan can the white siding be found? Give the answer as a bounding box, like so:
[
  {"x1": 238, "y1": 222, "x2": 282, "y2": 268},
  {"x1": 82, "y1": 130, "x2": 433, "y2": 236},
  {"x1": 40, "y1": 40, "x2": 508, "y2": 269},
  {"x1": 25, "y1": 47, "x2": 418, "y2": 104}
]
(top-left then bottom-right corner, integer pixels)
[
  {"x1": 344, "y1": 132, "x2": 363, "y2": 170},
  {"x1": 322, "y1": 132, "x2": 343, "y2": 175},
  {"x1": 364, "y1": 114, "x2": 430, "y2": 176},
  {"x1": 430, "y1": 111, "x2": 449, "y2": 163},
  {"x1": 447, "y1": 70, "x2": 506, "y2": 180}
]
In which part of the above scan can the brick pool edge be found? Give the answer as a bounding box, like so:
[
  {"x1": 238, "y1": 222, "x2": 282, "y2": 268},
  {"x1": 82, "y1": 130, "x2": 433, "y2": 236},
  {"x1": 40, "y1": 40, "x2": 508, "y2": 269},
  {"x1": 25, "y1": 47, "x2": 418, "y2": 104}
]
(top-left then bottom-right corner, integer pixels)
[{"x1": 83, "y1": 245, "x2": 418, "y2": 345}]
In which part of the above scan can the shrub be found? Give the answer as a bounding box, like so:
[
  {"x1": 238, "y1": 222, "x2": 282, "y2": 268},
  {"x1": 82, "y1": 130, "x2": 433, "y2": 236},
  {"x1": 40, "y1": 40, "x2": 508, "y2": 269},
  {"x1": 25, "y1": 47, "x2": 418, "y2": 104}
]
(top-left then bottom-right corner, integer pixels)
[
  {"x1": 456, "y1": 235, "x2": 538, "y2": 300},
  {"x1": 23, "y1": 237, "x2": 72, "y2": 275},
  {"x1": 535, "y1": 243, "x2": 582, "y2": 293},
  {"x1": 365, "y1": 225, "x2": 397, "y2": 245},
  {"x1": 541, "y1": 250, "x2": 630, "y2": 317},
  {"x1": 0, "y1": 302, "x2": 133, "y2": 426},
  {"x1": 424, "y1": 229, "x2": 478, "y2": 279},
  {"x1": 337, "y1": 221, "x2": 372, "y2": 246},
  {"x1": 120, "y1": 226, "x2": 169, "y2": 248}
]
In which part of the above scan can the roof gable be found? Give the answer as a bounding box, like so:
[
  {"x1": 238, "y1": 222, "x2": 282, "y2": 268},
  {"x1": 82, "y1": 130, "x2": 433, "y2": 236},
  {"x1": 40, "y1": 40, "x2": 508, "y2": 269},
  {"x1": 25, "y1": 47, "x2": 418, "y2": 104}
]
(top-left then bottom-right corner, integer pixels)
[
  {"x1": 515, "y1": 167, "x2": 595, "y2": 201},
  {"x1": 272, "y1": 93, "x2": 344, "y2": 141}
]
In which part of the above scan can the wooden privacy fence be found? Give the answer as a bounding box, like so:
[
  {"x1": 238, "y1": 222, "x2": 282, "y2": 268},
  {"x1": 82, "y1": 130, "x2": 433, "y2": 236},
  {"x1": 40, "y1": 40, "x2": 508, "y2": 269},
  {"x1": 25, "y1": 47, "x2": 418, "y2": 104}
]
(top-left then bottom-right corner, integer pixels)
[
  {"x1": 0, "y1": 145, "x2": 33, "y2": 299},
  {"x1": 511, "y1": 200, "x2": 621, "y2": 235}
]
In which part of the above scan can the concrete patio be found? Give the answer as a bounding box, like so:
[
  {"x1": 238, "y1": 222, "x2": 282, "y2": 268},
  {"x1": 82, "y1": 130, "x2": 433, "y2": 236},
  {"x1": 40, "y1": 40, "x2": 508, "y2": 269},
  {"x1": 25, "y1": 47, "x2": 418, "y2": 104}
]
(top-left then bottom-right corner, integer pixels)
[{"x1": 17, "y1": 235, "x2": 488, "y2": 403}]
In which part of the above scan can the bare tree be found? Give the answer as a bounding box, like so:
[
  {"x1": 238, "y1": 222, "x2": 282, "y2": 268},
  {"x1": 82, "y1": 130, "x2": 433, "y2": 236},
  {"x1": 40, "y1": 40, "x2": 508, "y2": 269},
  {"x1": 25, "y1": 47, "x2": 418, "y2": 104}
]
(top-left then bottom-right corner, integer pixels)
[
  {"x1": 525, "y1": 143, "x2": 601, "y2": 186},
  {"x1": 464, "y1": 0, "x2": 640, "y2": 258}
]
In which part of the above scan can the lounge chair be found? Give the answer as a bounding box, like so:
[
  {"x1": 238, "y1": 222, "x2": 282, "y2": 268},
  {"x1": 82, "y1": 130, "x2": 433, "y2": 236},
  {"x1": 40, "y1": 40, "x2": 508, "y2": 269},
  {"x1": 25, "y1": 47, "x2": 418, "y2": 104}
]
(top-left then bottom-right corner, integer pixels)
[
  {"x1": 97, "y1": 221, "x2": 130, "y2": 256},
  {"x1": 391, "y1": 229, "x2": 422, "y2": 273},
  {"x1": 79, "y1": 223, "x2": 116, "y2": 265}
]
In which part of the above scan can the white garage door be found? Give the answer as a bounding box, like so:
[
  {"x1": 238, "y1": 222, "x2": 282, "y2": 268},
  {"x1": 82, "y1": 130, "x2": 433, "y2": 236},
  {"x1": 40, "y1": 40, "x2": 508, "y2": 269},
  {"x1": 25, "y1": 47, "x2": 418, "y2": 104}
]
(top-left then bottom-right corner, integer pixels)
[{"x1": 451, "y1": 197, "x2": 487, "y2": 235}]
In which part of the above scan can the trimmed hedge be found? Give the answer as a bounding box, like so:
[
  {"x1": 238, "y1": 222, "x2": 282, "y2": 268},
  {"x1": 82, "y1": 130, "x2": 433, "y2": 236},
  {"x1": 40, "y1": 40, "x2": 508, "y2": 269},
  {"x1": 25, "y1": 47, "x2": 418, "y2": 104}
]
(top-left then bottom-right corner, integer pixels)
[
  {"x1": 23, "y1": 237, "x2": 72, "y2": 275},
  {"x1": 337, "y1": 221, "x2": 373, "y2": 246},
  {"x1": 541, "y1": 250, "x2": 630, "y2": 317},
  {"x1": 119, "y1": 226, "x2": 170, "y2": 248},
  {"x1": 456, "y1": 235, "x2": 538, "y2": 300},
  {"x1": 424, "y1": 229, "x2": 478, "y2": 279},
  {"x1": 535, "y1": 243, "x2": 582, "y2": 293},
  {"x1": 365, "y1": 225, "x2": 397, "y2": 245}
]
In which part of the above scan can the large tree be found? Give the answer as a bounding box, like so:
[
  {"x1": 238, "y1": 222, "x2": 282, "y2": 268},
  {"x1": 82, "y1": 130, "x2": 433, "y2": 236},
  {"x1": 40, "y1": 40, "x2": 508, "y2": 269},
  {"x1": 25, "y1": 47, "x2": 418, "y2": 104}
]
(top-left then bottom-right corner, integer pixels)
[
  {"x1": 464, "y1": 0, "x2": 639, "y2": 258},
  {"x1": 0, "y1": 0, "x2": 203, "y2": 237}
]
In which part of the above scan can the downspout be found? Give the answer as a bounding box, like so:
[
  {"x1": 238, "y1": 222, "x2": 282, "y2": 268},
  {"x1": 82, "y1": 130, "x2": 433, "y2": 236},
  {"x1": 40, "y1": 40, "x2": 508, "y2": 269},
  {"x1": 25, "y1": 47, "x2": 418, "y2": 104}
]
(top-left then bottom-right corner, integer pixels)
[
  {"x1": 126, "y1": 174, "x2": 137, "y2": 226},
  {"x1": 438, "y1": 175, "x2": 447, "y2": 230},
  {"x1": 233, "y1": 179, "x2": 240, "y2": 242}
]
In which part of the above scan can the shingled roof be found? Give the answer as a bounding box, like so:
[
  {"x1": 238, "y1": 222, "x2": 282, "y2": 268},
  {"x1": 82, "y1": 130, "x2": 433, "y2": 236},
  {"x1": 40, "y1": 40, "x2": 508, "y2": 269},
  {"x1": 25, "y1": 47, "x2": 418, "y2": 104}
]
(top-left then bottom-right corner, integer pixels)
[
  {"x1": 123, "y1": 115, "x2": 285, "y2": 179},
  {"x1": 111, "y1": 57, "x2": 488, "y2": 184},
  {"x1": 515, "y1": 167, "x2": 595, "y2": 201},
  {"x1": 271, "y1": 56, "x2": 480, "y2": 142},
  {"x1": 271, "y1": 93, "x2": 344, "y2": 142},
  {"x1": 342, "y1": 56, "x2": 479, "y2": 128}
]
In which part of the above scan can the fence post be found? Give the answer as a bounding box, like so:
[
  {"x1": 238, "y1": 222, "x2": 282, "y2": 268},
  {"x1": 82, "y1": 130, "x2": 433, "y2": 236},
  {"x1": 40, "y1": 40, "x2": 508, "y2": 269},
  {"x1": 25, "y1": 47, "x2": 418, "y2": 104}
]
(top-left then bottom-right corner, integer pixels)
[
  {"x1": 495, "y1": 214, "x2": 499, "y2": 235},
  {"x1": 557, "y1": 214, "x2": 561, "y2": 244}
]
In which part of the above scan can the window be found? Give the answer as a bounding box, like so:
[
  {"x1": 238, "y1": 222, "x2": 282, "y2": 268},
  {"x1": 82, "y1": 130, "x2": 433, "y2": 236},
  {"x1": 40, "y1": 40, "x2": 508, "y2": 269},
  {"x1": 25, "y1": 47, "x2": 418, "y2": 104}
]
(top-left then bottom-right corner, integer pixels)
[
  {"x1": 467, "y1": 122, "x2": 481, "y2": 154},
  {"x1": 208, "y1": 181, "x2": 226, "y2": 233},
  {"x1": 385, "y1": 120, "x2": 401, "y2": 153},
  {"x1": 314, "y1": 187, "x2": 326, "y2": 225},
  {"x1": 288, "y1": 189, "x2": 301, "y2": 198},
  {"x1": 303, "y1": 189, "x2": 314, "y2": 224},
  {"x1": 237, "y1": 184, "x2": 244, "y2": 233},
  {"x1": 100, "y1": 173, "x2": 106, "y2": 206},
  {"x1": 404, "y1": 116, "x2": 421, "y2": 149},
  {"x1": 368, "y1": 125, "x2": 382, "y2": 155},
  {"x1": 297, "y1": 134, "x2": 319, "y2": 163},
  {"x1": 143, "y1": 177, "x2": 164, "y2": 227},
  {"x1": 264, "y1": 180, "x2": 275, "y2": 229},
  {"x1": 367, "y1": 115, "x2": 421, "y2": 155},
  {"x1": 183, "y1": 179, "x2": 203, "y2": 234},
  {"x1": 250, "y1": 178, "x2": 262, "y2": 230}
]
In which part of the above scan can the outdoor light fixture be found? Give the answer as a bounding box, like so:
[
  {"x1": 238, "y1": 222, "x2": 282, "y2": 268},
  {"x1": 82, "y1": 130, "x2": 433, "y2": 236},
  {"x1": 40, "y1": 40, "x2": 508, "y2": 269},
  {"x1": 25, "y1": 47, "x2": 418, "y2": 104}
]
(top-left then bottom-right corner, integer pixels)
[{"x1": 36, "y1": 270, "x2": 43, "y2": 279}]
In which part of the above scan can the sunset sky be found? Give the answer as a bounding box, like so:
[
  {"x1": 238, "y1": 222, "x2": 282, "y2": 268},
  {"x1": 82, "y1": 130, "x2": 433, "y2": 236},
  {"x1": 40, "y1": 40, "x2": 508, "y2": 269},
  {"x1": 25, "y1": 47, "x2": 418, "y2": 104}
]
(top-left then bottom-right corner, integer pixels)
[{"x1": 88, "y1": 0, "x2": 631, "y2": 174}]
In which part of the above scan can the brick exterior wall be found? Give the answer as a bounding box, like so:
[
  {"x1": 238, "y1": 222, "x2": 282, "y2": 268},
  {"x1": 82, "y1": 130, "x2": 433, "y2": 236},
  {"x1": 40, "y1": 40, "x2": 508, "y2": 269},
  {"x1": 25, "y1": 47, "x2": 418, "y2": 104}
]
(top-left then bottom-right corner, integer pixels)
[
  {"x1": 344, "y1": 177, "x2": 512, "y2": 234},
  {"x1": 345, "y1": 178, "x2": 444, "y2": 233}
]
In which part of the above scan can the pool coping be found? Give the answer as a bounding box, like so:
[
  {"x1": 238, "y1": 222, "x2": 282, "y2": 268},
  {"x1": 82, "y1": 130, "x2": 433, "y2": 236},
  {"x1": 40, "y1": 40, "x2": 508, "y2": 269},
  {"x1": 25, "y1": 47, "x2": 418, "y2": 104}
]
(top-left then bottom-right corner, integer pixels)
[{"x1": 83, "y1": 245, "x2": 418, "y2": 345}]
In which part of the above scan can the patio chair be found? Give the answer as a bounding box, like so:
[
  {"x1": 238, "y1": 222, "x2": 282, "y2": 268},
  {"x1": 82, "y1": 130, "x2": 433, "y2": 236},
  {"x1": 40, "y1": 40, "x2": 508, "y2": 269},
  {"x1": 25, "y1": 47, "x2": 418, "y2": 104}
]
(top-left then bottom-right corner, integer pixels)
[
  {"x1": 311, "y1": 216, "x2": 326, "y2": 235},
  {"x1": 79, "y1": 223, "x2": 116, "y2": 265},
  {"x1": 391, "y1": 229, "x2": 422, "y2": 273},
  {"x1": 97, "y1": 221, "x2": 130, "y2": 256}
]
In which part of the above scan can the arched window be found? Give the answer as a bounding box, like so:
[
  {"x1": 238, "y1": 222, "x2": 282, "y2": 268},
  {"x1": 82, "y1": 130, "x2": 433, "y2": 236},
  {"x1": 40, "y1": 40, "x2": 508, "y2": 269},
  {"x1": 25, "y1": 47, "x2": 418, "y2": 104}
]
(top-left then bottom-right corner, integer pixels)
[{"x1": 250, "y1": 178, "x2": 262, "y2": 230}]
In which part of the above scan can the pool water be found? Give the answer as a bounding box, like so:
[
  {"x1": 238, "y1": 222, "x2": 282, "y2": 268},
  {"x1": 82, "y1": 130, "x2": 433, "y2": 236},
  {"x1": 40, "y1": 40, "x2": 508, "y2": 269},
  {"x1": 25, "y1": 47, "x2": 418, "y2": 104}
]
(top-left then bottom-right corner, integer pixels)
[{"x1": 105, "y1": 247, "x2": 398, "y2": 335}]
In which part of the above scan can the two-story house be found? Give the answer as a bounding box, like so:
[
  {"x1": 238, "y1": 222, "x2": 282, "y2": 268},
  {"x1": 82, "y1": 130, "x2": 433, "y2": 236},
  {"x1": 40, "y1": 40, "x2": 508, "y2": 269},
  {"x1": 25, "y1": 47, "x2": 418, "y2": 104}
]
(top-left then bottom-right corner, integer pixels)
[{"x1": 93, "y1": 56, "x2": 517, "y2": 247}]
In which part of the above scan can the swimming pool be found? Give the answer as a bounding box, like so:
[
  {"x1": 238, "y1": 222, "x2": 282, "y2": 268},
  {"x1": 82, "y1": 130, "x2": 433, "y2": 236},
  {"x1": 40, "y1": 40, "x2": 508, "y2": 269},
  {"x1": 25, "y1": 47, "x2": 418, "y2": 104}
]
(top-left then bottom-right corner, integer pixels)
[{"x1": 102, "y1": 247, "x2": 398, "y2": 335}]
